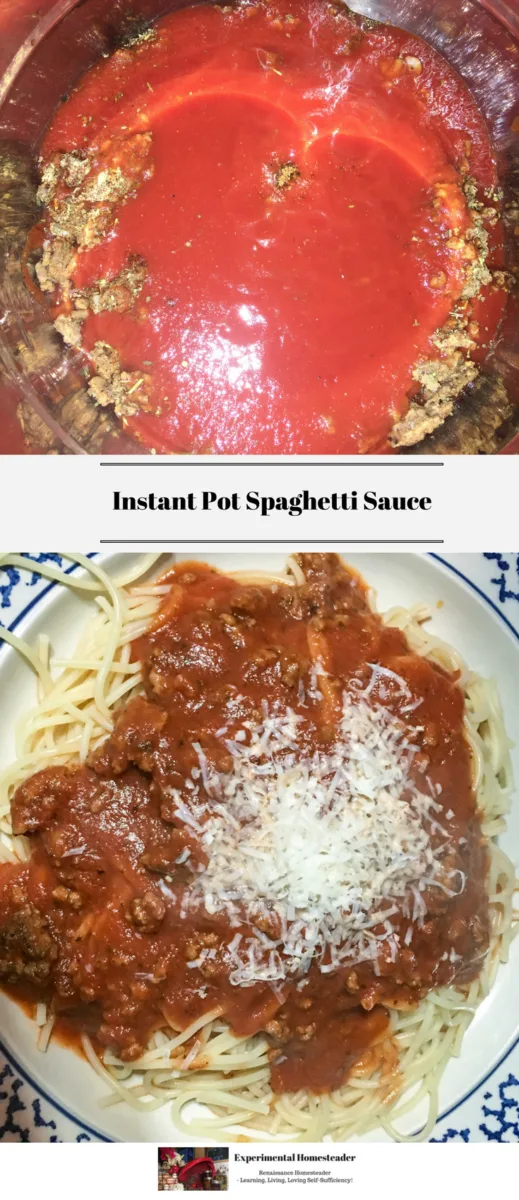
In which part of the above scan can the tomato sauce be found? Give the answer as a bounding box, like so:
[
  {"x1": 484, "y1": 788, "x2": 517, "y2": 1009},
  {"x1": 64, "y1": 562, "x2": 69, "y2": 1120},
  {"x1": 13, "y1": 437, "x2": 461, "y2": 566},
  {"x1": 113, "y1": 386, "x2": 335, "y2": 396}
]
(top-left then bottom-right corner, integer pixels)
[
  {"x1": 36, "y1": 1, "x2": 503, "y2": 454},
  {"x1": 0, "y1": 556, "x2": 489, "y2": 1094}
]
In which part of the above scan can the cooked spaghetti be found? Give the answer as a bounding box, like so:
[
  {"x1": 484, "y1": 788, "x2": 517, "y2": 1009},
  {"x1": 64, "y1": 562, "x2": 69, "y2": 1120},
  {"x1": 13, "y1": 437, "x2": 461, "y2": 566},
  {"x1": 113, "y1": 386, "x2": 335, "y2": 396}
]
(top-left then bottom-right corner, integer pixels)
[{"x1": 0, "y1": 552, "x2": 515, "y2": 1143}]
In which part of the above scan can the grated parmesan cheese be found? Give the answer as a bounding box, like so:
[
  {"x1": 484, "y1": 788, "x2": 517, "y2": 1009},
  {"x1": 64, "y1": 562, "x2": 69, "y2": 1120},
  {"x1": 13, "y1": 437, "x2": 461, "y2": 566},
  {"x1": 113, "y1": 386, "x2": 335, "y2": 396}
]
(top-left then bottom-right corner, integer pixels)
[{"x1": 173, "y1": 692, "x2": 462, "y2": 987}]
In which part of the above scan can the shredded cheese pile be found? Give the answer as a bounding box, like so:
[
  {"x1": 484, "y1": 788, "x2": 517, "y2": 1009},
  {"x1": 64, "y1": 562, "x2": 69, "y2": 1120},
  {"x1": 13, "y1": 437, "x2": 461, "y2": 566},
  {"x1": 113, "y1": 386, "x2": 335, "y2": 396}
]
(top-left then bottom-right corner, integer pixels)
[{"x1": 170, "y1": 675, "x2": 464, "y2": 987}]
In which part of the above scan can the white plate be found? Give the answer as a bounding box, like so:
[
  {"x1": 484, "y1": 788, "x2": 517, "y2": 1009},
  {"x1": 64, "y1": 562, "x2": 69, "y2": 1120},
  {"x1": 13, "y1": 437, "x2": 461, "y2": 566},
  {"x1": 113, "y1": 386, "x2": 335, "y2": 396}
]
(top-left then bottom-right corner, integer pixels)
[{"x1": 0, "y1": 552, "x2": 518, "y2": 1143}]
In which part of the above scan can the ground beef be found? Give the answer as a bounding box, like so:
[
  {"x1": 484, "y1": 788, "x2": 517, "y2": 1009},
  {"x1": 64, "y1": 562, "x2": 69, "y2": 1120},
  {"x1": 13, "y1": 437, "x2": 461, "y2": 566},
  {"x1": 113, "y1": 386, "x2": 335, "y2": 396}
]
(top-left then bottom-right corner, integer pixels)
[
  {"x1": 11, "y1": 766, "x2": 82, "y2": 835},
  {"x1": 129, "y1": 891, "x2": 166, "y2": 933},
  {"x1": 389, "y1": 355, "x2": 479, "y2": 447},
  {"x1": 87, "y1": 340, "x2": 154, "y2": 418},
  {"x1": 53, "y1": 312, "x2": 86, "y2": 347},
  {"x1": 294, "y1": 552, "x2": 370, "y2": 618},
  {"x1": 35, "y1": 238, "x2": 76, "y2": 293},
  {"x1": 89, "y1": 696, "x2": 169, "y2": 776},
  {"x1": 0, "y1": 885, "x2": 57, "y2": 985},
  {"x1": 85, "y1": 256, "x2": 147, "y2": 314}
]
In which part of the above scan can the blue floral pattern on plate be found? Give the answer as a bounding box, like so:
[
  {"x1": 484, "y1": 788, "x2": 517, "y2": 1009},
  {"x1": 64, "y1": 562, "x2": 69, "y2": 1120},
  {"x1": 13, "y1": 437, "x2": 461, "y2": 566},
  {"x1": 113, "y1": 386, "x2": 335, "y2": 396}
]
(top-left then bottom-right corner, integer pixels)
[
  {"x1": 0, "y1": 1062, "x2": 91, "y2": 1143},
  {"x1": 0, "y1": 554, "x2": 65, "y2": 615},
  {"x1": 483, "y1": 554, "x2": 519, "y2": 607},
  {"x1": 0, "y1": 553, "x2": 517, "y2": 1142}
]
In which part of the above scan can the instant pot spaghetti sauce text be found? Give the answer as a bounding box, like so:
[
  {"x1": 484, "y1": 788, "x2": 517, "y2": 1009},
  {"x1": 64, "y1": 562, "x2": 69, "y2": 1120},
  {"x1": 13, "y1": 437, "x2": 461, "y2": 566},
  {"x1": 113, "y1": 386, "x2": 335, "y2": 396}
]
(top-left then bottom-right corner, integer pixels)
[
  {"x1": 0, "y1": 556, "x2": 489, "y2": 1094},
  {"x1": 31, "y1": 1, "x2": 505, "y2": 452}
]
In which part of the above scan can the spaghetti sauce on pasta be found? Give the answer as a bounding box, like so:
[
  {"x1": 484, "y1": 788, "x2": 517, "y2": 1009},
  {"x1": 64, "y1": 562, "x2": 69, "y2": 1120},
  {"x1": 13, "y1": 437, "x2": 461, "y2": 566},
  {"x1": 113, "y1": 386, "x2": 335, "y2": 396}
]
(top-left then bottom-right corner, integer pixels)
[{"x1": 0, "y1": 555, "x2": 489, "y2": 1095}]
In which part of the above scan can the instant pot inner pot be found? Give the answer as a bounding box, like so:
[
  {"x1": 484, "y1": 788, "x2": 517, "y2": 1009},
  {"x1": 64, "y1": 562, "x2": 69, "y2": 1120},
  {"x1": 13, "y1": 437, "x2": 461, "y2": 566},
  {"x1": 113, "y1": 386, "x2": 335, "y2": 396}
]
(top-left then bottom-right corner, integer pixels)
[{"x1": 0, "y1": 0, "x2": 518, "y2": 453}]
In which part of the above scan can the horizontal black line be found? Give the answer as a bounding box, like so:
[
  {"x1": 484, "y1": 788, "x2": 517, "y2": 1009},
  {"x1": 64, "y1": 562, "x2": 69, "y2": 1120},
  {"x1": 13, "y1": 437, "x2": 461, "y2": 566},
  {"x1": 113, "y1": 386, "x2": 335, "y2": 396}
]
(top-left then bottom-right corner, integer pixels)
[
  {"x1": 100, "y1": 461, "x2": 443, "y2": 467},
  {"x1": 100, "y1": 540, "x2": 445, "y2": 545}
]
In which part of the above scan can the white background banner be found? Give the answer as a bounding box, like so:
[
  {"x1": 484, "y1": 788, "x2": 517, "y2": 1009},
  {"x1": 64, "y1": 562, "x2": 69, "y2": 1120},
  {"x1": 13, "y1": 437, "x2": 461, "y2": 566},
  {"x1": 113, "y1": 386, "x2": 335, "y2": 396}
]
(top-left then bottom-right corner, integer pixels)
[
  {"x1": 0, "y1": 1140, "x2": 515, "y2": 1199},
  {"x1": 3, "y1": 453, "x2": 515, "y2": 550}
]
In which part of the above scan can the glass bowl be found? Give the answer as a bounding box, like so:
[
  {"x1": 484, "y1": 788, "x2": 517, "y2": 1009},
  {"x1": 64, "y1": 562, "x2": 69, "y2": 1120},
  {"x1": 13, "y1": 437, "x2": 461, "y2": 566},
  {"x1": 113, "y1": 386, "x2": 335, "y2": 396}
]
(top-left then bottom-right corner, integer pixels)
[{"x1": 0, "y1": 0, "x2": 518, "y2": 454}]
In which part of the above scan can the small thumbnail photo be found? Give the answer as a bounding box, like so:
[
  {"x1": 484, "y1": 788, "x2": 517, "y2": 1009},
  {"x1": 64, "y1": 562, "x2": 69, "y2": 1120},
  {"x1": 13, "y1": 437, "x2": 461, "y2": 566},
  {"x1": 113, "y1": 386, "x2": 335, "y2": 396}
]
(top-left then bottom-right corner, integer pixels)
[{"x1": 158, "y1": 1148, "x2": 229, "y2": 1192}]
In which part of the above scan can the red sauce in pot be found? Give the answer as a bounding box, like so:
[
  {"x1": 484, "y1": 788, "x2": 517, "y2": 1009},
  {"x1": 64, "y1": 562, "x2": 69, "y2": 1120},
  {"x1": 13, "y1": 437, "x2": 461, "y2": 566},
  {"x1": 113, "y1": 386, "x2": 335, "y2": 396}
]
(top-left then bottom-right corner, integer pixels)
[{"x1": 36, "y1": 1, "x2": 503, "y2": 453}]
